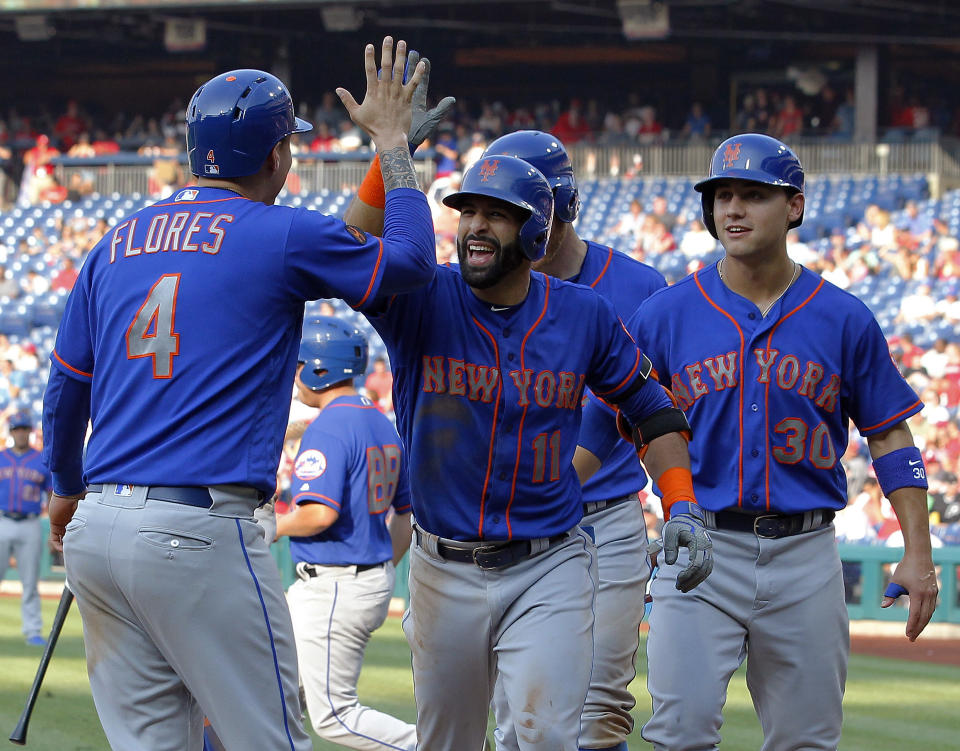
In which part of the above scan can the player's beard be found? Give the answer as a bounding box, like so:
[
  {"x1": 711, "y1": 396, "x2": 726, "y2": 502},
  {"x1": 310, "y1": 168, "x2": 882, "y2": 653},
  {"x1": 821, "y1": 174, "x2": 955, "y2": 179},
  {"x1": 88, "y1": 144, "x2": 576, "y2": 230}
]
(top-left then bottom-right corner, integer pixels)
[{"x1": 457, "y1": 233, "x2": 526, "y2": 289}]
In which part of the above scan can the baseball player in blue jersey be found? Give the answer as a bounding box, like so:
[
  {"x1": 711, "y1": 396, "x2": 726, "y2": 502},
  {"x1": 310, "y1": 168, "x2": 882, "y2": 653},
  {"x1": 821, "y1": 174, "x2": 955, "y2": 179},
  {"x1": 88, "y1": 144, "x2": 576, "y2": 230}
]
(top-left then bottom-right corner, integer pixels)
[
  {"x1": 0, "y1": 410, "x2": 52, "y2": 647},
  {"x1": 348, "y1": 153, "x2": 710, "y2": 750},
  {"x1": 578, "y1": 134, "x2": 938, "y2": 751},
  {"x1": 40, "y1": 38, "x2": 436, "y2": 751},
  {"x1": 277, "y1": 316, "x2": 417, "y2": 750},
  {"x1": 482, "y1": 130, "x2": 668, "y2": 751}
]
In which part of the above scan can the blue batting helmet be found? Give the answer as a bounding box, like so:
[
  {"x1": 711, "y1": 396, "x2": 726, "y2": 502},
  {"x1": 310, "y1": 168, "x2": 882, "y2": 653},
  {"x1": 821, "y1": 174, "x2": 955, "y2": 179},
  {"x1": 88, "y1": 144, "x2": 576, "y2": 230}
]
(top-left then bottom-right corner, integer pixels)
[
  {"x1": 298, "y1": 316, "x2": 368, "y2": 392},
  {"x1": 8, "y1": 410, "x2": 33, "y2": 429},
  {"x1": 694, "y1": 133, "x2": 804, "y2": 239},
  {"x1": 483, "y1": 130, "x2": 580, "y2": 223},
  {"x1": 186, "y1": 69, "x2": 312, "y2": 178},
  {"x1": 442, "y1": 155, "x2": 554, "y2": 261}
]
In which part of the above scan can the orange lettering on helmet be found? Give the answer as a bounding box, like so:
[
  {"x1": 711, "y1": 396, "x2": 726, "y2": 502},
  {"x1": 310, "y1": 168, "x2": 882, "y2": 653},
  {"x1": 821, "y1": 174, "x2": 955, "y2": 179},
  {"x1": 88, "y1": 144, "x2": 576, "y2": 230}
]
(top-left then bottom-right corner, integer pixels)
[
  {"x1": 722, "y1": 142, "x2": 742, "y2": 170},
  {"x1": 479, "y1": 159, "x2": 500, "y2": 182}
]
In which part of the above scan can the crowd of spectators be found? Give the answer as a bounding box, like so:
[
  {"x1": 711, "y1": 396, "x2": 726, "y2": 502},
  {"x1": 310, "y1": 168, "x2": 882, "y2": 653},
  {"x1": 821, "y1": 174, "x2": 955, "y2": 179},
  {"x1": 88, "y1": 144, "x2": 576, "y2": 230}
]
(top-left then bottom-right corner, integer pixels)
[{"x1": 5, "y1": 80, "x2": 960, "y2": 208}]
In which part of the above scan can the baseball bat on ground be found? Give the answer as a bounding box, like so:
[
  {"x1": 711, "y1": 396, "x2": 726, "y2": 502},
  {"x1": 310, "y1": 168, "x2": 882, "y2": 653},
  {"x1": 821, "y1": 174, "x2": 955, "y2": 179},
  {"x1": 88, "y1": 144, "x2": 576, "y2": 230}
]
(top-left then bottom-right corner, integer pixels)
[{"x1": 9, "y1": 585, "x2": 75, "y2": 746}]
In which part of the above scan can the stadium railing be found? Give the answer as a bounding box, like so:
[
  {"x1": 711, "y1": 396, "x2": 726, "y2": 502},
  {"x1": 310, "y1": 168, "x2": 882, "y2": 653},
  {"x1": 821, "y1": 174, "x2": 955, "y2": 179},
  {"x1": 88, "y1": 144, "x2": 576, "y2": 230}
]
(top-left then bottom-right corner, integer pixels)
[
  {"x1": 51, "y1": 151, "x2": 438, "y2": 197},
  {"x1": 570, "y1": 138, "x2": 960, "y2": 178},
  {"x1": 47, "y1": 136, "x2": 960, "y2": 198}
]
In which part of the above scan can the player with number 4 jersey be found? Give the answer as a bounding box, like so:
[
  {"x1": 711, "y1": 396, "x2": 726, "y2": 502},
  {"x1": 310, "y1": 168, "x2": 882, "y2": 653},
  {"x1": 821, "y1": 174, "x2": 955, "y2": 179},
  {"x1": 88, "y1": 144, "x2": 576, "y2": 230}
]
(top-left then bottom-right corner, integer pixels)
[{"x1": 42, "y1": 40, "x2": 434, "y2": 751}]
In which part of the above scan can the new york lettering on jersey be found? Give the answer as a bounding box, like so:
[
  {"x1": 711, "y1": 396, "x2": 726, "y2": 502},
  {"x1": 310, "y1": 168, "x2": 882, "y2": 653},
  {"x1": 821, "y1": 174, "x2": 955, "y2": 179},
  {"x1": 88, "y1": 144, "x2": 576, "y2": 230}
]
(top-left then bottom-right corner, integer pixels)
[
  {"x1": 289, "y1": 394, "x2": 411, "y2": 566},
  {"x1": 50, "y1": 185, "x2": 411, "y2": 498},
  {"x1": 365, "y1": 266, "x2": 649, "y2": 542},
  {"x1": 630, "y1": 264, "x2": 923, "y2": 515}
]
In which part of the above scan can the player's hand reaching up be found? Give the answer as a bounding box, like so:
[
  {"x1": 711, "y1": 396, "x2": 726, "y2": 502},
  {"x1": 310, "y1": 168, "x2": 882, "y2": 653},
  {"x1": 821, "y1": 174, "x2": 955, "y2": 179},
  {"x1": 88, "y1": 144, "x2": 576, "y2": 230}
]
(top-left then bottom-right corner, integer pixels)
[
  {"x1": 406, "y1": 50, "x2": 456, "y2": 150},
  {"x1": 337, "y1": 37, "x2": 426, "y2": 152}
]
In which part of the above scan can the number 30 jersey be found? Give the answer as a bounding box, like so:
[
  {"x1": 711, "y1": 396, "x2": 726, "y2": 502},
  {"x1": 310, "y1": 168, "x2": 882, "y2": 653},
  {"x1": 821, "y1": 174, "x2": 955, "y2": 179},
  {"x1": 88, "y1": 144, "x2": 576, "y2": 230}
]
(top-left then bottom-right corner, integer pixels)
[
  {"x1": 45, "y1": 186, "x2": 435, "y2": 497},
  {"x1": 288, "y1": 395, "x2": 410, "y2": 566},
  {"x1": 628, "y1": 264, "x2": 923, "y2": 515}
]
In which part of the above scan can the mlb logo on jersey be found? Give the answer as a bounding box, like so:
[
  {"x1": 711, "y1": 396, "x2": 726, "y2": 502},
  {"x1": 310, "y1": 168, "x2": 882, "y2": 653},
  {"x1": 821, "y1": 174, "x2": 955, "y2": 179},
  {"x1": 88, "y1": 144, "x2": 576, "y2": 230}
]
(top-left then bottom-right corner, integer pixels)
[
  {"x1": 295, "y1": 449, "x2": 327, "y2": 480},
  {"x1": 175, "y1": 189, "x2": 199, "y2": 202},
  {"x1": 113, "y1": 484, "x2": 133, "y2": 497}
]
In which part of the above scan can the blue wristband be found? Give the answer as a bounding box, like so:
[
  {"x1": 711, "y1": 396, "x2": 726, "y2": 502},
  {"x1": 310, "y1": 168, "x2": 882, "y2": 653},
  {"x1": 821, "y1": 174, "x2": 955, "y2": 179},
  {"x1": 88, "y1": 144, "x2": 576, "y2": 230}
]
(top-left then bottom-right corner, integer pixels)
[
  {"x1": 872, "y1": 446, "x2": 928, "y2": 498},
  {"x1": 670, "y1": 500, "x2": 703, "y2": 522}
]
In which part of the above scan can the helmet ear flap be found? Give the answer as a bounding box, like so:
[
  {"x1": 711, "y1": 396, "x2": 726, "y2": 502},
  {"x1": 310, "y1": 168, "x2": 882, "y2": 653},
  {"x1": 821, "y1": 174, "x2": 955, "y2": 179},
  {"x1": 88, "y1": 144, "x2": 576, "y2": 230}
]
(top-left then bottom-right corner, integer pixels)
[
  {"x1": 701, "y1": 191, "x2": 718, "y2": 239},
  {"x1": 553, "y1": 184, "x2": 580, "y2": 224}
]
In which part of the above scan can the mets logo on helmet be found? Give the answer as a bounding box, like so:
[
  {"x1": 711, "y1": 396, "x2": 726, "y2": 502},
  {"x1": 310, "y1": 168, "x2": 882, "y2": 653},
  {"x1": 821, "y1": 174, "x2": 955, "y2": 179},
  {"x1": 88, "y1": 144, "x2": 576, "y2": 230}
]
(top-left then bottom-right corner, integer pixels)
[
  {"x1": 479, "y1": 159, "x2": 500, "y2": 182},
  {"x1": 722, "y1": 142, "x2": 742, "y2": 170}
]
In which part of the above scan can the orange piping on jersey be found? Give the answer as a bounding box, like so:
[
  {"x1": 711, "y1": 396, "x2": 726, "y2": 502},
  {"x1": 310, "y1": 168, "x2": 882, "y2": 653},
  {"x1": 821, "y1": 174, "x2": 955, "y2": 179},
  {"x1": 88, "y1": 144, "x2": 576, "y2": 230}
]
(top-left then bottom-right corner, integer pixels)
[
  {"x1": 471, "y1": 316, "x2": 503, "y2": 539},
  {"x1": 154, "y1": 196, "x2": 244, "y2": 207},
  {"x1": 354, "y1": 236, "x2": 384, "y2": 308},
  {"x1": 761, "y1": 277, "x2": 824, "y2": 510},
  {"x1": 52, "y1": 350, "x2": 93, "y2": 378},
  {"x1": 860, "y1": 399, "x2": 923, "y2": 433},
  {"x1": 587, "y1": 247, "x2": 614, "y2": 287},
  {"x1": 505, "y1": 282, "x2": 551, "y2": 540},
  {"x1": 693, "y1": 269, "x2": 746, "y2": 507},
  {"x1": 291, "y1": 491, "x2": 341, "y2": 509},
  {"x1": 326, "y1": 402, "x2": 378, "y2": 410}
]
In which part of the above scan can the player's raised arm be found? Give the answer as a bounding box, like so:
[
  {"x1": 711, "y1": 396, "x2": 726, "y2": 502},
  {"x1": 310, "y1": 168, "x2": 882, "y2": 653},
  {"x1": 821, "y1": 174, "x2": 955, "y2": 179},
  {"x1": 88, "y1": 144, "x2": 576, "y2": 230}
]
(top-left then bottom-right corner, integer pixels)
[
  {"x1": 343, "y1": 49, "x2": 455, "y2": 237},
  {"x1": 866, "y1": 421, "x2": 939, "y2": 640},
  {"x1": 332, "y1": 38, "x2": 442, "y2": 296}
]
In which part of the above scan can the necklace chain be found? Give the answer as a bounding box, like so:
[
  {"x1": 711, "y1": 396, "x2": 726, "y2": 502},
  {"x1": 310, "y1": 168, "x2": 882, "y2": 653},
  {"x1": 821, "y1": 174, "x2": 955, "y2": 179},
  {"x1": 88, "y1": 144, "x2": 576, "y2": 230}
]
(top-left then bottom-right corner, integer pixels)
[{"x1": 718, "y1": 259, "x2": 800, "y2": 317}]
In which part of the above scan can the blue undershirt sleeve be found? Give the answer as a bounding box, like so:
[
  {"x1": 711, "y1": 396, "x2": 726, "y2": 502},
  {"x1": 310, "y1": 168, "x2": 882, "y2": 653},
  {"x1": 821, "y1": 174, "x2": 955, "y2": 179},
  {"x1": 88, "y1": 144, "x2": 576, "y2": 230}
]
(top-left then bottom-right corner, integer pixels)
[
  {"x1": 378, "y1": 188, "x2": 437, "y2": 296},
  {"x1": 42, "y1": 366, "x2": 91, "y2": 496}
]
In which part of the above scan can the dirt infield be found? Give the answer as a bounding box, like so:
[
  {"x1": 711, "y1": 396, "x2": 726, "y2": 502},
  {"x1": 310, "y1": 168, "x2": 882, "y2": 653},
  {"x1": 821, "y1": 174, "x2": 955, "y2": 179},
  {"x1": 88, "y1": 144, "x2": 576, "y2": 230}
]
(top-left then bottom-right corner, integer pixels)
[{"x1": 850, "y1": 633, "x2": 960, "y2": 666}]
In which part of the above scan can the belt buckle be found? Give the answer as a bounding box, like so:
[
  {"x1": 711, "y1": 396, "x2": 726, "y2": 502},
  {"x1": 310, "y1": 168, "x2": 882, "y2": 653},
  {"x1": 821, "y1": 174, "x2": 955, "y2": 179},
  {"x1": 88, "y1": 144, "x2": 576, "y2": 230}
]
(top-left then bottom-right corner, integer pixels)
[
  {"x1": 753, "y1": 514, "x2": 781, "y2": 539},
  {"x1": 471, "y1": 543, "x2": 505, "y2": 569}
]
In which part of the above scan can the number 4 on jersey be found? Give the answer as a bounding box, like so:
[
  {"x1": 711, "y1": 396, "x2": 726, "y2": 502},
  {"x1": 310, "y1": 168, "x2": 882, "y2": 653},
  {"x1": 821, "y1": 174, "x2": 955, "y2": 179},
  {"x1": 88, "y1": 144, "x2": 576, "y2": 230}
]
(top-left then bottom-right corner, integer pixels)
[{"x1": 126, "y1": 274, "x2": 181, "y2": 378}]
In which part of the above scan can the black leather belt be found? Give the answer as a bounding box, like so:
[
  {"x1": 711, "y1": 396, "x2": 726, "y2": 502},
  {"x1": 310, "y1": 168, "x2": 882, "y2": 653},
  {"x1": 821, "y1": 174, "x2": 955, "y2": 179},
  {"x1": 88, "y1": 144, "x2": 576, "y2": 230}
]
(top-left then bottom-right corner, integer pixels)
[
  {"x1": 87, "y1": 484, "x2": 213, "y2": 509},
  {"x1": 0, "y1": 510, "x2": 38, "y2": 521},
  {"x1": 416, "y1": 527, "x2": 568, "y2": 570},
  {"x1": 709, "y1": 509, "x2": 835, "y2": 539},
  {"x1": 583, "y1": 493, "x2": 636, "y2": 517},
  {"x1": 301, "y1": 562, "x2": 384, "y2": 576}
]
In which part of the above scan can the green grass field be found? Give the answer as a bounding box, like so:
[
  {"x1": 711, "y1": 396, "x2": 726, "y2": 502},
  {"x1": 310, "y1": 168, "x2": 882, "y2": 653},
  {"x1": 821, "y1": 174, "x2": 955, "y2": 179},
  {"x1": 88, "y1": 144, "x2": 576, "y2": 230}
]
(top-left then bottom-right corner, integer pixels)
[{"x1": 2, "y1": 595, "x2": 958, "y2": 750}]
